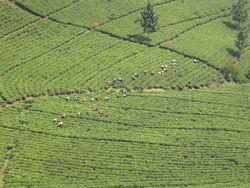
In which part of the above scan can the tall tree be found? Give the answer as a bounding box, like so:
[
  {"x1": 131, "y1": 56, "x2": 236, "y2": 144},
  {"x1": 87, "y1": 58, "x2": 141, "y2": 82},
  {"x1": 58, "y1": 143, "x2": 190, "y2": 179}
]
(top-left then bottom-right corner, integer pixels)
[
  {"x1": 140, "y1": 1, "x2": 159, "y2": 35},
  {"x1": 232, "y1": 0, "x2": 249, "y2": 59},
  {"x1": 231, "y1": 0, "x2": 248, "y2": 29},
  {"x1": 235, "y1": 26, "x2": 249, "y2": 58}
]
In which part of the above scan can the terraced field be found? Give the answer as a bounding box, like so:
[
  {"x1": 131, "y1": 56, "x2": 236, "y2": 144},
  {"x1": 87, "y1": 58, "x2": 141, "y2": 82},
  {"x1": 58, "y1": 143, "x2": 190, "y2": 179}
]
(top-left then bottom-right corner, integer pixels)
[
  {"x1": 1, "y1": 84, "x2": 250, "y2": 187},
  {"x1": 0, "y1": 26, "x2": 222, "y2": 103},
  {"x1": 0, "y1": 0, "x2": 250, "y2": 187},
  {"x1": 9, "y1": 0, "x2": 249, "y2": 74},
  {"x1": 168, "y1": 17, "x2": 237, "y2": 68},
  {"x1": 100, "y1": 0, "x2": 235, "y2": 43},
  {"x1": 0, "y1": 0, "x2": 223, "y2": 104}
]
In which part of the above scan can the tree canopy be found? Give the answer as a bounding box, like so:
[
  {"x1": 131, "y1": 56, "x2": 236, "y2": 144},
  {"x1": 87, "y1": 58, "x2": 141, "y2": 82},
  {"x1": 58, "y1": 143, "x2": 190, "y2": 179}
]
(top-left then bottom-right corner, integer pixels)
[{"x1": 140, "y1": 2, "x2": 159, "y2": 35}]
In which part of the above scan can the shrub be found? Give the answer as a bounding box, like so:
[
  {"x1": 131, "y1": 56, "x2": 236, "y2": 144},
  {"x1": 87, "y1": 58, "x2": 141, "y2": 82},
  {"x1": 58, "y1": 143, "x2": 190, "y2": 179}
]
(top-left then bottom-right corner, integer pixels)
[
  {"x1": 246, "y1": 70, "x2": 250, "y2": 80},
  {"x1": 222, "y1": 64, "x2": 240, "y2": 82}
]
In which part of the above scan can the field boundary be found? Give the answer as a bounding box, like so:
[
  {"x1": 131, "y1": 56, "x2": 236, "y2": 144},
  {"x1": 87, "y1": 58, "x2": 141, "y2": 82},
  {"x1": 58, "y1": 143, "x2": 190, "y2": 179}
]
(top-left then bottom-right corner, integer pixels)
[
  {"x1": 1, "y1": 1, "x2": 250, "y2": 187},
  {"x1": 1, "y1": 85, "x2": 250, "y2": 122},
  {"x1": 0, "y1": 81, "x2": 239, "y2": 108},
  {"x1": 1, "y1": 0, "x2": 81, "y2": 39},
  {"x1": 10, "y1": 0, "x2": 81, "y2": 17},
  {"x1": 8, "y1": 0, "x2": 223, "y2": 75}
]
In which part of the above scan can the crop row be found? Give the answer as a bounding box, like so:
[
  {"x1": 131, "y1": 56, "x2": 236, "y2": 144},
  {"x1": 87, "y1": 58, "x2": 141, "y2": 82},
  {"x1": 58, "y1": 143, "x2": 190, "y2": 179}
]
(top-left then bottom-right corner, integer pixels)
[
  {"x1": 0, "y1": 29, "x2": 222, "y2": 104},
  {"x1": 15, "y1": 0, "x2": 77, "y2": 16},
  {"x1": 168, "y1": 17, "x2": 237, "y2": 68},
  {"x1": 51, "y1": 0, "x2": 235, "y2": 28},
  {"x1": 0, "y1": 124, "x2": 249, "y2": 187},
  {"x1": 16, "y1": 0, "x2": 176, "y2": 27},
  {"x1": 13, "y1": 0, "x2": 236, "y2": 30},
  {"x1": 0, "y1": 19, "x2": 83, "y2": 76},
  {"x1": 0, "y1": 1, "x2": 38, "y2": 38},
  {"x1": 1, "y1": 85, "x2": 249, "y2": 187},
  {"x1": 1, "y1": 85, "x2": 250, "y2": 144},
  {"x1": 3, "y1": 0, "x2": 242, "y2": 72},
  {"x1": 100, "y1": 0, "x2": 235, "y2": 44},
  {"x1": 155, "y1": 12, "x2": 230, "y2": 45},
  {"x1": 46, "y1": 41, "x2": 220, "y2": 91},
  {"x1": 1, "y1": 85, "x2": 250, "y2": 187}
]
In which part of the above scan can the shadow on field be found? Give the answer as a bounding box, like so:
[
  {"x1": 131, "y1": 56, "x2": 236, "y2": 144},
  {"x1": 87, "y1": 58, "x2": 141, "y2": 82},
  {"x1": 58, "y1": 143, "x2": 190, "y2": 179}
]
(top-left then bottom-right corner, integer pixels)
[
  {"x1": 128, "y1": 34, "x2": 151, "y2": 43},
  {"x1": 223, "y1": 21, "x2": 237, "y2": 30},
  {"x1": 227, "y1": 48, "x2": 239, "y2": 57}
]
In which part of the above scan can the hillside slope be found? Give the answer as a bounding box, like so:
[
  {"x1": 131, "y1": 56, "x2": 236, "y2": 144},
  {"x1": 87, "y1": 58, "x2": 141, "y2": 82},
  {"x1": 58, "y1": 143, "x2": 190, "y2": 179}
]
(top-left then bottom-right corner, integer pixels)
[
  {"x1": 1, "y1": 84, "x2": 250, "y2": 187},
  {"x1": 0, "y1": 0, "x2": 250, "y2": 187}
]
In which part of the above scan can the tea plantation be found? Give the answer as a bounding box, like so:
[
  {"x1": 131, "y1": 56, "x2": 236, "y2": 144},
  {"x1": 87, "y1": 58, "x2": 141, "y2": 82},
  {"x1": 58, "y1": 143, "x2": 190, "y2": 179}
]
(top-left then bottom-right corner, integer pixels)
[{"x1": 0, "y1": 0, "x2": 250, "y2": 187}]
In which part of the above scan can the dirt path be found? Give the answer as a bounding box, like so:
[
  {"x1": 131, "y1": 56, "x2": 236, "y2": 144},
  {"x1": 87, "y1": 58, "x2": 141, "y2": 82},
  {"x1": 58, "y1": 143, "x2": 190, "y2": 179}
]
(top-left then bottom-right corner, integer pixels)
[
  {"x1": 0, "y1": 159, "x2": 10, "y2": 177},
  {"x1": 144, "y1": 88, "x2": 165, "y2": 92},
  {"x1": 0, "y1": 139, "x2": 17, "y2": 188},
  {"x1": 0, "y1": 81, "x2": 232, "y2": 109}
]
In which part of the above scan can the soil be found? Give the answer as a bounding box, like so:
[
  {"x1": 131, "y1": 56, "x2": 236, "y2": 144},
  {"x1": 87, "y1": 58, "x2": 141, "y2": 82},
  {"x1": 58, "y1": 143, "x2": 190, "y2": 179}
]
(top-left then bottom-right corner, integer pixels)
[
  {"x1": 144, "y1": 88, "x2": 165, "y2": 92},
  {"x1": 0, "y1": 169, "x2": 4, "y2": 177},
  {"x1": 165, "y1": 39, "x2": 173, "y2": 46},
  {"x1": 209, "y1": 82, "x2": 220, "y2": 88}
]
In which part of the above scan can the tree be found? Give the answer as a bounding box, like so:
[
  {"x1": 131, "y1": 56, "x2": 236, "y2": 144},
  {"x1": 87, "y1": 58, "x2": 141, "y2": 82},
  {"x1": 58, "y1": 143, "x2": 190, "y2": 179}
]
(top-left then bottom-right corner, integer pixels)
[
  {"x1": 140, "y1": 1, "x2": 159, "y2": 35},
  {"x1": 232, "y1": 0, "x2": 249, "y2": 59},
  {"x1": 235, "y1": 26, "x2": 249, "y2": 58},
  {"x1": 231, "y1": 0, "x2": 248, "y2": 29}
]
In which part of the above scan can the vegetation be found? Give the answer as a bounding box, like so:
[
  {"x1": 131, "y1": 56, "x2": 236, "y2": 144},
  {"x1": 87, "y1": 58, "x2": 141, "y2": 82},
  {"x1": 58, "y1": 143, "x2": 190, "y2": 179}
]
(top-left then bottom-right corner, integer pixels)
[
  {"x1": 0, "y1": 0, "x2": 250, "y2": 187},
  {"x1": 140, "y1": 1, "x2": 159, "y2": 35},
  {"x1": 15, "y1": 0, "x2": 77, "y2": 16},
  {"x1": 232, "y1": 0, "x2": 248, "y2": 29},
  {"x1": 232, "y1": 0, "x2": 249, "y2": 58},
  {"x1": 235, "y1": 26, "x2": 249, "y2": 58},
  {"x1": 246, "y1": 69, "x2": 250, "y2": 79},
  {"x1": 166, "y1": 18, "x2": 237, "y2": 67},
  {"x1": 101, "y1": 0, "x2": 236, "y2": 44},
  {"x1": 1, "y1": 84, "x2": 250, "y2": 187},
  {"x1": 15, "y1": 0, "x2": 169, "y2": 26},
  {"x1": 0, "y1": 1, "x2": 38, "y2": 38},
  {"x1": 0, "y1": 14, "x2": 221, "y2": 104},
  {"x1": 222, "y1": 64, "x2": 240, "y2": 82}
]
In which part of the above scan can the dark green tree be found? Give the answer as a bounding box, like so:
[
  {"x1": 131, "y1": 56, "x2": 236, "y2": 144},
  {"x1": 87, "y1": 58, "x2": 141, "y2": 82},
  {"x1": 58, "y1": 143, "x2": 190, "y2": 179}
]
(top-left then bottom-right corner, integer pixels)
[
  {"x1": 235, "y1": 26, "x2": 249, "y2": 58},
  {"x1": 231, "y1": 0, "x2": 249, "y2": 59},
  {"x1": 231, "y1": 0, "x2": 248, "y2": 29},
  {"x1": 140, "y1": 1, "x2": 159, "y2": 35}
]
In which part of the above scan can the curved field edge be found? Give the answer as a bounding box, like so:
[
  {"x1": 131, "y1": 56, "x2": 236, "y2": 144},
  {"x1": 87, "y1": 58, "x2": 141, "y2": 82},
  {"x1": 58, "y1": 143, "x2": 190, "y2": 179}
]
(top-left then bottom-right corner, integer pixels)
[
  {"x1": 0, "y1": 0, "x2": 249, "y2": 187},
  {"x1": 99, "y1": 1, "x2": 233, "y2": 45},
  {"x1": 0, "y1": 27, "x2": 223, "y2": 105},
  {"x1": 5, "y1": 0, "x2": 236, "y2": 72},
  {"x1": 166, "y1": 17, "x2": 238, "y2": 68}
]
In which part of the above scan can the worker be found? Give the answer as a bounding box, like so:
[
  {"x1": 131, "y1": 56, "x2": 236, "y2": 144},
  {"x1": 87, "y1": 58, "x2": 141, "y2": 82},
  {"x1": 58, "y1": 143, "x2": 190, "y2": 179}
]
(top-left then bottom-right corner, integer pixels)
[
  {"x1": 66, "y1": 96, "x2": 70, "y2": 102},
  {"x1": 93, "y1": 103, "x2": 98, "y2": 111}
]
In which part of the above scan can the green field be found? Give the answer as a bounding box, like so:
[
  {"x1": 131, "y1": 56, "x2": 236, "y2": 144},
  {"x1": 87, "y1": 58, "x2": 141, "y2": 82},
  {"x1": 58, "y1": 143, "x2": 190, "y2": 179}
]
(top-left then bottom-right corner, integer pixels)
[
  {"x1": 11, "y1": 0, "x2": 249, "y2": 77},
  {"x1": 0, "y1": 0, "x2": 250, "y2": 187},
  {"x1": 1, "y1": 84, "x2": 250, "y2": 187}
]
